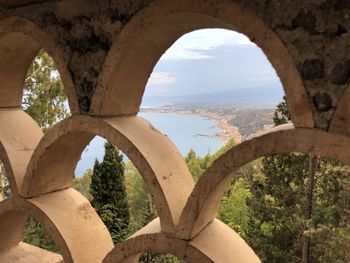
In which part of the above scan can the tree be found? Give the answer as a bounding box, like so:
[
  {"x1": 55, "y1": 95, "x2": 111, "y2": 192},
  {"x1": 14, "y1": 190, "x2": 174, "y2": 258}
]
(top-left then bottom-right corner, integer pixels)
[
  {"x1": 273, "y1": 96, "x2": 290, "y2": 125},
  {"x1": 21, "y1": 50, "x2": 68, "y2": 253},
  {"x1": 245, "y1": 96, "x2": 345, "y2": 263},
  {"x1": 73, "y1": 169, "x2": 93, "y2": 201},
  {"x1": 23, "y1": 49, "x2": 68, "y2": 131},
  {"x1": 22, "y1": 217, "x2": 60, "y2": 253},
  {"x1": 185, "y1": 149, "x2": 206, "y2": 182},
  {"x1": 218, "y1": 177, "x2": 252, "y2": 238},
  {"x1": 1, "y1": 49, "x2": 68, "y2": 198},
  {"x1": 124, "y1": 162, "x2": 157, "y2": 234},
  {"x1": 90, "y1": 141, "x2": 130, "y2": 243},
  {"x1": 0, "y1": 162, "x2": 10, "y2": 200}
]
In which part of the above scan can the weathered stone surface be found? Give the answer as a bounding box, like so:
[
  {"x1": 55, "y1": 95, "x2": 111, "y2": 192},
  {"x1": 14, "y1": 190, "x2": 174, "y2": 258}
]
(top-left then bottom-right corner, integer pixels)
[
  {"x1": 292, "y1": 11, "x2": 318, "y2": 35},
  {"x1": 331, "y1": 60, "x2": 350, "y2": 84},
  {"x1": 313, "y1": 92, "x2": 332, "y2": 111},
  {"x1": 0, "y1": 1, "x2": 350, "y2": 262},
  {"x1": 0, "y1": 0, "x2": 348, "y2": 127},
  {"x1": 0, "y1": 242, "x2": 63, "y2": 263},
  {"x1": 177, "y1": 125, "x2": 350, "y2": 239},
  {"x1": 300, "y1": 59, "x2": 325, "y2": 80},
  {"x1": 0, "y1": 190, "x2": 114, "y2": 263},
  {"x1": 21, "y1": 115, "x2": 194, "y2": 234}
]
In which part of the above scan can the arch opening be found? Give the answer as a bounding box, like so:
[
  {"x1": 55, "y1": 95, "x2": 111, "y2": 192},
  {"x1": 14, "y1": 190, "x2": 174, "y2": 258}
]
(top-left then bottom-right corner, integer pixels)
[
  {"x1": 92, "y1": 0, "x2": 313, "y2": 129},
  {"x1": 0, "y1": 161, "x2": 11, "y2": 200},
  {"x1": 212, "y1": 152, "x2": 350, "y2": 263},
  {"x1": 21, "y1": 116, "x2": 194, "y2": 234},
  {"x1": 140, "y1": 28, "x2": 287, "y2": 163},
  {"x1": 22, "y1": 49, "x2": 71, "y2": 131},
  {"x1": 0, "y1": 17, "x2": 78, "y2": 114},
  {"x1": 0, "y1": 47, "x2": 72, "y2": 197},
  {"x1": 75, "y1": 138, "x2": 158, "y2": 244},
  {"x1": 22, "y1": 216, "x2": 61, "y2": 255}
]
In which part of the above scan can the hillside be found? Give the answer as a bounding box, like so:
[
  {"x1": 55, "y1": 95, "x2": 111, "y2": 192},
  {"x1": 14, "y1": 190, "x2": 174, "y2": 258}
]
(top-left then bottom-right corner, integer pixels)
[{"x1": 228, "y1": 108, "x2": 274, "y2": 138}]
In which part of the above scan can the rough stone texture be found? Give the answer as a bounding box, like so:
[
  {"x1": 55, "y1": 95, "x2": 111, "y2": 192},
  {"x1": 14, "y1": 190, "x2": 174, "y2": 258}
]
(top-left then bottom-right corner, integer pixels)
[
  {"x1": 0, "y1": 1, "x2": 350, "y2": 262},
  {"x1": 221, "y1": 0, "x2": 350, "y2": 128},
  {"x1": 0, "y1": 110, "x2": 42, "y2": 196},
  {"x1": 0, "y1": 0, "x2": 346, "y2": 128},
  {"x1": 22, "y1": 115, "x2": 195, "y2": 234},
  {"x1": 0, "y1": 242, "x2": 63, "y2": 263},
  {"x1": 331, "y1": 60, "x2": 350, "y2": 84},
  {"x1": 7, "y1": 0, "x2": 151, "y2": 113},
  {"x1": 1, "y1": 0, "x2": 347, "y2": 127},
  {"x1": 0, "y1": 190, "x2": 114, "y2": 263},
  {"x1": 177, "y1": 124, "x2": 350, "y2": 239},
  {"x1": 104, "y1": 219, "x2": 260, "y2": 263}
]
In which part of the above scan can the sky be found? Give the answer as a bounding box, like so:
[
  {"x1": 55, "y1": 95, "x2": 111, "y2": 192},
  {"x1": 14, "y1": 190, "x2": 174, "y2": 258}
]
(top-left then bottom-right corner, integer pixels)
[
  {"x1": 143, "y1": 28, "x2": 282, "y2": 99},
  {"x1": 76, "y1": 29, "x2": 284, "y2": 176}
]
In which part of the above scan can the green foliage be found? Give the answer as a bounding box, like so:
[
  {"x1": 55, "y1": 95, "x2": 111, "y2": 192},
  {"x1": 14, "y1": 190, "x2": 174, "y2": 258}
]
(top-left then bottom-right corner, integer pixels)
[
  {"x1": 73, "y1": 169, "x2": 93, "y2": 201},
  {"x1": 123, "y1": 162, "x2": 182, "y2": 262},
  {"x1": 18, "y1": 50, "x2": 69, "y2": 253},
  {"x1": 209, "y1": 139, "x2": 235, "y2": 165},
  {"x1": 124, "y1": 162, "x2": 157, "y2": 234},
  {"x1": 184, "y1": 97, "x2": 350, "y2": 263},
  {"x1": 273, "y1": 96, "x2": 291, "y2": 125},
  {"x1": 185, "y1": 149, "x2": 207, "y2": 182},
  {"x1": 185, "y1": 140, "x2": 235, "y2": 182},
  {"x1": 218, "y1": 178, "x2": 251, "y2": 237},
  {"x1": 246, "y1": 153, "x2": 309, "y2": 262},
  {"x1": 0, "y1": 162, "x2": 10, "y2": 199},
  {"x1": 90, "y1": 142, "x2": 130, "y2": 243},
  {"x1": 140, "y1": 252, "x2": 184, "y2": 263},
  {"x1": 23, "y1": 49, "x2": 68, "y2": 131},
  {"x1": 244, "y1": 97, "x2": 349, "y2": 263},
  {"x1": 22, "y1": 217, "x2": 60, "y2": 253}
]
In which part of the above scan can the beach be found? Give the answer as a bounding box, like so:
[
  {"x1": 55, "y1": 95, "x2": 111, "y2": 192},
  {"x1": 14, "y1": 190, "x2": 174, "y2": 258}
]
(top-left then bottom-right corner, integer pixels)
[{"x1": 141, "y1": 106, "x2": 242, "y2": 144}]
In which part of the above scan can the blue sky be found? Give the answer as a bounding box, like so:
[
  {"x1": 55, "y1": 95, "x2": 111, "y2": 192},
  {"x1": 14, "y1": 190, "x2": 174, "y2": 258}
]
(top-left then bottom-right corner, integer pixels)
[
  {"x1": 76, "y1": 29, "x2": 284, "y2": 176},
  {"x1": 143, "y1": 29, "x2": 282, "y2": 98}
]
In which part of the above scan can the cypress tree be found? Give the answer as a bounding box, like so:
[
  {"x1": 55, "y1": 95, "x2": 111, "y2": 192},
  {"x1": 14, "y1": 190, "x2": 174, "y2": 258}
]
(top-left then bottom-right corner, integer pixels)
[{"x1": 90, "y1": 141, "x2": 130, "y2": 243}]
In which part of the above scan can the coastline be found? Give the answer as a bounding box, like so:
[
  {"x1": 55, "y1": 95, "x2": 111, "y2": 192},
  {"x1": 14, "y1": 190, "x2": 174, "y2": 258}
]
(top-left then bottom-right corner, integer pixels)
[{"x1": 141, "y1": 107, "x2": 242, "y2": 144}]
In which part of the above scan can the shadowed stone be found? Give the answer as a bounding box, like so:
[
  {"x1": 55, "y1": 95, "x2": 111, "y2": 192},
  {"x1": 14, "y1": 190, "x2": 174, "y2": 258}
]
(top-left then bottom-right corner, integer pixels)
[
  {"x1": 292, "y1": 11, "x2": 318, "y2": 35},
  {"x1": 313, "y1": 93, "x2": 332, "y2": 112},
  {"x1": 300, "y1": 59, "x2": 324, "y2": 80},
  {"x1": 331, "y1": 60, "x2": 350, "y2": 84},
  {"x1": 1, "y1": 1, "x2": 350, "y2": 262}
]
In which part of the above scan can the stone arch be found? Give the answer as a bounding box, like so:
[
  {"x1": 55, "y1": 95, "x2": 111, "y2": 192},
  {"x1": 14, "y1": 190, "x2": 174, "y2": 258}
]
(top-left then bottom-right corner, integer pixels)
[
  {"x1": 176, "y1": 124, "x2": 350, "y2": 239},
  {"x1": 0, "y1": 109, "x2": 42, "y2": 196},
  {"x1": 329, "y1": 83, "x2": 350, "y2": 135},
  {"x1": 0, "y1": 188, "x2": 113, "y2": 263},
  {"x1": 103, "y1": 218, "x2": 260, "y2": 263},
  {"x1": 0, "y1": 16, "x2": 78, "y2": 114},
  {"x1": 21, "y1": 115, "x2": 195, "y2": 234},
  {"x1": 91, "y1": 0, "x2": 313, "y2": 128}
]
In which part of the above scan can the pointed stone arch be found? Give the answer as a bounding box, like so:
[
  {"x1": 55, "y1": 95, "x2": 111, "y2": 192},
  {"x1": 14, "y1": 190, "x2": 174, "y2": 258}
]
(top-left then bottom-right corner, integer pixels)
[
  {"x1": 21, "y1": 115, "x2": 195, "y2": 234},
  {"x1": 176, "y1": 125, "x2": 350, "y2": 239},
  {"x1": 91, "y1": 0, "x2": 313, "y2": 128},
  {"x1": 0, "y1": 16, "x2": 78, "y2": 114},
  {"x1": 0, "y1": 188, "x2": 113, "y2": 263}
]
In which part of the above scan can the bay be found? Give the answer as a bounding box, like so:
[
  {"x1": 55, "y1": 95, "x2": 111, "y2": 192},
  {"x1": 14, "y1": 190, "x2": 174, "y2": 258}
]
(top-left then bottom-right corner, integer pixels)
[{"x1": 75, "y1": 112, "x2": 223, "y2": 177}]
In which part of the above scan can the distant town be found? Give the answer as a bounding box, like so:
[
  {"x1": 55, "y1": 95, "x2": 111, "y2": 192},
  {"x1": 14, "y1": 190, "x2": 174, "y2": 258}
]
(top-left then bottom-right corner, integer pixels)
[{"x1": 141, "y1": 104, "x2": 275, "y2": 143}]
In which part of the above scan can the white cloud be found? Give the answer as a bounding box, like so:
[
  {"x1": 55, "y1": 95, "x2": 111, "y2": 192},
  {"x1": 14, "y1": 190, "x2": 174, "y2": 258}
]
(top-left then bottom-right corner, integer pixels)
[
  {"x1": 161, "y1": 28, "x2": 255, "y2": 61},
  {"x1": 148, "y1": 72, "x2": 176, "y2": 85}
]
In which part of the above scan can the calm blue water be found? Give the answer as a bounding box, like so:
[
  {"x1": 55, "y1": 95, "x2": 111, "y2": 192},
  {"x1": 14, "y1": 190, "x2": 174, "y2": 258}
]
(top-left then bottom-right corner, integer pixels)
[{"x1": 75, "y1": 112, "x2": 223, "y2": 177}]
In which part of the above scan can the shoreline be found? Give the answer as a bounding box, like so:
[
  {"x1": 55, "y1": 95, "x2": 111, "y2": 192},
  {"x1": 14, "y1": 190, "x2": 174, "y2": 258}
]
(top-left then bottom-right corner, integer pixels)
[{"x1": 141, "y1": 107, "x2": 242, "y2": 144}]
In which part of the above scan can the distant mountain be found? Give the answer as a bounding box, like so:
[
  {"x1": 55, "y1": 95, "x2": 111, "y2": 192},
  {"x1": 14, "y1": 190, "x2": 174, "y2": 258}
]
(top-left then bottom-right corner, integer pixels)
[{"x1": 141, "y1": 84, "x2": 284, "y2": 108}]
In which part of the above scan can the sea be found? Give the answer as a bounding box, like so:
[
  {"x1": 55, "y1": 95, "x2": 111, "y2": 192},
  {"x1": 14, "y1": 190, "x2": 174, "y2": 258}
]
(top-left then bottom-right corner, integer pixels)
[{"x1": 74, "y1": 112, "x2": 223, "y2": 177}]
